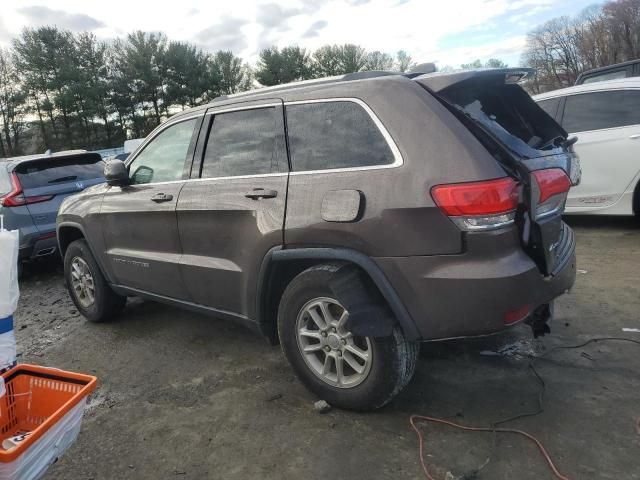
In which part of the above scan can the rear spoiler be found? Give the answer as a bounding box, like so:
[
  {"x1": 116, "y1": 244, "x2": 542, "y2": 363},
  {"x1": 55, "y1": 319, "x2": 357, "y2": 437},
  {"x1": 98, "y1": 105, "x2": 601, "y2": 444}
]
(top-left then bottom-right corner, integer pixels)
[
  {"x1": 11, "y1": 152, "x2": 103, "y2": 172},
  {"x1": 413, "y1": 68, "x2": 534, "y2": 93}
]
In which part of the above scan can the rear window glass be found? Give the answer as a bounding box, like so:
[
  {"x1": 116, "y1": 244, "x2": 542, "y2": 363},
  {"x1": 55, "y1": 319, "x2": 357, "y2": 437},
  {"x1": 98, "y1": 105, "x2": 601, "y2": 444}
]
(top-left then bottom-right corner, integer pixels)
[
  {"x1": 15, "y1": 155, "x2": 104, "y2": 189},
  {"x1": 286, "y1": 101, "x2": 395, "y2": 171},
  {"x1": 438, "y1": 80, "x2": 567, "y2": 159},
  {"x1": 561, "y1": 90, "x2": 640, "y2": 132}
]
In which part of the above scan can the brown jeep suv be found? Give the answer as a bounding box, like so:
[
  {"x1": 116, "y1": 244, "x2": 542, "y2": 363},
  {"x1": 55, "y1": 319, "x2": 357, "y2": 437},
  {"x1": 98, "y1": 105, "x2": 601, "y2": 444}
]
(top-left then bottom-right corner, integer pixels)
[{"x1": 57, "y1": 68, "x2": 579, "y2": 410}]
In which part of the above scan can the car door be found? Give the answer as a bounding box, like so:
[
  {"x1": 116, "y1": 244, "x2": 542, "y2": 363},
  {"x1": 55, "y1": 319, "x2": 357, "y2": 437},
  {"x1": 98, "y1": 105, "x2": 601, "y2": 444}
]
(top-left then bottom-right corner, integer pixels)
[
  {"x1": 100, "y1": 115, "x2": 202, "y2": 299},
  {"x1": 176, "y1": 100, "x2": 288, "y2": 319},
  {"x1": 559, "y1": 89, "x2": 640, "y2": 211}
]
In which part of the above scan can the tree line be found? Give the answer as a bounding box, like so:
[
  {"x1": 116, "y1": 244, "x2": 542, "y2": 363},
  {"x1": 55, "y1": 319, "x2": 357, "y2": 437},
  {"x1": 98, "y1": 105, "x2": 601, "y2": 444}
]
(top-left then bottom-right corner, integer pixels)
[
  {"x1": 524, "y1": 0, "x2": 640, "y2": 93},
  {"x1": 254, "y1": 45, "x2": 417, "y2": 85},
  {"x1": 0, "y1": 28, "x2": 425, "y2": 157},
  {"x1": 0, "y1": 28, "x2": 253, "y2": 157},
  {"x1": 2, "y1": 0, "x2": 638, "y2": 156}
]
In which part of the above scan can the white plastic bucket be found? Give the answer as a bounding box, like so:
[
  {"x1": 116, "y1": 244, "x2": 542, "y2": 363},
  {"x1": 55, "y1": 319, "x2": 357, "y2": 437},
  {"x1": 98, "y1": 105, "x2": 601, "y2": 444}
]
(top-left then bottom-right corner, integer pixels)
[{"x1": 0, "y1": 399, "x2": 87, "y2": 480}]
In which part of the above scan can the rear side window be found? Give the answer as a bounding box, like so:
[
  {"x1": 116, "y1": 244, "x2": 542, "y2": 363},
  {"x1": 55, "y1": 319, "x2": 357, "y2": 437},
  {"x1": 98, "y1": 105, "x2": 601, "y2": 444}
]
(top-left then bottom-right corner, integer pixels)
[
  {"x1": 201, "y1": 107, "x2": 283, "y2": 178},
  {"x1": 537, "y1": 97, "x2": 561, "y2": 119},
  {"x1": 286, "y1": 101, "x2": 395, "y2": 172},
  {"x1": 561, "y1": 91, "x2": 640, "y2": 132},
  {"x1": 15, "y1": 155, "x2": 104, "y2": 189}
]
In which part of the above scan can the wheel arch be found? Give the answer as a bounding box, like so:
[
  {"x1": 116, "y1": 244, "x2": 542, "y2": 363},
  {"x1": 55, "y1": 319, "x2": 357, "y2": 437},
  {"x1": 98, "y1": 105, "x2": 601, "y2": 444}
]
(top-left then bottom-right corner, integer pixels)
[
  {"x1": 255, "y1": 247, "x2": 421, "y2": 343},
  {"x1": 57, "y1": 222, "x2": 113, "y2": 284},
  {"x1": 633, "y1": 178, "x2": 640, "y2": 216},
  {"x1": 57, "y1": 223, "x2": 86, "y2": 257}
]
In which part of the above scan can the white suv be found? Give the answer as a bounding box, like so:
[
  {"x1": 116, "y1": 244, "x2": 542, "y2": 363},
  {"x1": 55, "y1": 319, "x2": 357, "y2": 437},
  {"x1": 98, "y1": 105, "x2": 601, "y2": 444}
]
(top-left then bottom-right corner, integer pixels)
[{"x1": 534, "y1": 78, "x2": 640, "y2": 216}]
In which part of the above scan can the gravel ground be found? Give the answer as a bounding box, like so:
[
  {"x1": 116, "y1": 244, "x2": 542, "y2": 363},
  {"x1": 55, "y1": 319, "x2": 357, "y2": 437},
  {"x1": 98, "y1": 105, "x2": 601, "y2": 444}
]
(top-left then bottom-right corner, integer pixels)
[{"x1": 13, "y1": 216, "x2": 640, "y2": 479}]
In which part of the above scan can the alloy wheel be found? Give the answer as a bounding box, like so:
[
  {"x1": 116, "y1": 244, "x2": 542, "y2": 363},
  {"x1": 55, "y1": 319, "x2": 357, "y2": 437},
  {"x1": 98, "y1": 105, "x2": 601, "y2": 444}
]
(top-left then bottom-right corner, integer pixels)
[
  {"x1": 295, "y1": 297, "x2": 372, "y2": 388},
  {"x1": 70, "y1": 256, "x2": 95, "y2": 308}
]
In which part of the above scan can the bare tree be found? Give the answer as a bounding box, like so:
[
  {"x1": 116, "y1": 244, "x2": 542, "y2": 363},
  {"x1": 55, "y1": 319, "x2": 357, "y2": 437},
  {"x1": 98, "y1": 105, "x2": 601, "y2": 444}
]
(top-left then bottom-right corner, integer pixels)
[
  {"x1": 523, "y1": 0, "x2": 640, "y2": 93},
  {"x1": 603, "y1": 0, "x2": 640, "y2": 59}
]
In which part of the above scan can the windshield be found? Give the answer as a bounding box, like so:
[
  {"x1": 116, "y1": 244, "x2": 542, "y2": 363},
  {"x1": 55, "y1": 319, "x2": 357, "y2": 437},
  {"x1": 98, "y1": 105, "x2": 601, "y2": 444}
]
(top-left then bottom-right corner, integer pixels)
[{"x1": 437, "y1": 79, "x2": 568, "y2": 159}]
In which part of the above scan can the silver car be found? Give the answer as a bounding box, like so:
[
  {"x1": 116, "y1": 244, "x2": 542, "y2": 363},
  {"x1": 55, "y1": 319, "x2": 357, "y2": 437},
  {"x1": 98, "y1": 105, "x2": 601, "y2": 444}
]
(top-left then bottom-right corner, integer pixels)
[{"x1": 0, "y1": 150, "x2": 105, "y2": 268}]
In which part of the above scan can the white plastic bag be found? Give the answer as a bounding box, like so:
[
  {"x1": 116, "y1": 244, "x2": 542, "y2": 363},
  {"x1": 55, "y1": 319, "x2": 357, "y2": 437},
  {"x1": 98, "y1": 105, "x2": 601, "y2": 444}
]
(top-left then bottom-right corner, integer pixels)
[
  {"x1": 0, "y1": 228, "x2": 19, "y2": 319},
  {"x1": 0, "y1": 330, "x2": 16, "y2": 371}
]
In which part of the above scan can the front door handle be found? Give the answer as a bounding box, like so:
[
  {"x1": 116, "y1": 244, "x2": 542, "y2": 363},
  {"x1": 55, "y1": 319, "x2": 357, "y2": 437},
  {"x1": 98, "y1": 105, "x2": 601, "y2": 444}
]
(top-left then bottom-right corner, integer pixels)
[
  {"x1": 629, "y1": 134, "x2": 640, "y2": 140},
  {"x1": 245, "y1": 188, "x2": 278, "y2": 200},
  {"x1": 151, "y1": 193, "x2": 174, "y2": 203}
]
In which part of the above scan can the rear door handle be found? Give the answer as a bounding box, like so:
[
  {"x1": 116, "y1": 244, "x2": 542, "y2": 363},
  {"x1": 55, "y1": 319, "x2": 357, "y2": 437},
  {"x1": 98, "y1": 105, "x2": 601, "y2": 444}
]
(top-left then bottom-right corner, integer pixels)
[
  {"x1": 151, "y1": 193, "x2": 174, "y2": 203},
  {"x1": 629, "y1": 134, "x2": 640, "y2": 139},
  {"x1": 245, "y1": 188, "x2": 278, "y2": 200}
]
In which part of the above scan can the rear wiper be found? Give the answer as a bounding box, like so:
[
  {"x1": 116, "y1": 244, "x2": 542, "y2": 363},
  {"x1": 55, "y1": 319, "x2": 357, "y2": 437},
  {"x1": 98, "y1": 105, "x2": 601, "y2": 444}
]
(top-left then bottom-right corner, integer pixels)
[
  {"x1": 535, "y1": 136, "x2": 564, "y2": 150},
  {"x1": 562, "y1": 136, "x2": 578, "y2": 148},
  {"x1": 536, "y1": 135, "x2": 578, "y2": 151},
  {"x1": 48, "y1": 175, "x2": 78, "y2": 184}
]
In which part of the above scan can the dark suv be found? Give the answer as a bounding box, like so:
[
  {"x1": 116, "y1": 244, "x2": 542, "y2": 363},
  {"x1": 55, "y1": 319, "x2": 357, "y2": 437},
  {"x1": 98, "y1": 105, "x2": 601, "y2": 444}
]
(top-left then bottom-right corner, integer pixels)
[{"x1": 57, "y1": 69, "x2": 579, "y2": 410}]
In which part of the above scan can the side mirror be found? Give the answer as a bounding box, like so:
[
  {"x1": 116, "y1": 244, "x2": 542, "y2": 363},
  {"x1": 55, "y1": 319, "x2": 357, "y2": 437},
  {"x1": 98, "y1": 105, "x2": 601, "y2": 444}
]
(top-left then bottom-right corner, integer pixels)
[{"x1": 104, "y1": 160, "x2": 130, "y2": 187}]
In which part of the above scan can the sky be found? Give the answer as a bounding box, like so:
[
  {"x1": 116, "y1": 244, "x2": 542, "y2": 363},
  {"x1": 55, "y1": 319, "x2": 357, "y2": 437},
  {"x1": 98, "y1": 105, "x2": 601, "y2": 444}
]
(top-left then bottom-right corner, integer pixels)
[{"x1": 0, "y1": 0, "x2": 599, "y2": 68}]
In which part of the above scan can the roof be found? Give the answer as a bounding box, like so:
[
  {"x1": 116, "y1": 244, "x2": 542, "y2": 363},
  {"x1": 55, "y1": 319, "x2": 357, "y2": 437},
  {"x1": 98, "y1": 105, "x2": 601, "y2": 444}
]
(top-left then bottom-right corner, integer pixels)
[
  {"x1": 0, "y1": 150, "x2": 100, "y2": 170},
  {"x1": 211, "y1": 71, "x2": 403, "y2": 103},
  {"x1": 162, "y1": 71, "x2": 413, "y2": 124},
  {"x1": 212, "y1": 65, "x2": 438, "y2": 104},
  {"x1": 168, "y1": 67, "x2": 531, "y2": 122},
  {"x1": 533, "y1": 77, "x2": 640, "y2": 101}
]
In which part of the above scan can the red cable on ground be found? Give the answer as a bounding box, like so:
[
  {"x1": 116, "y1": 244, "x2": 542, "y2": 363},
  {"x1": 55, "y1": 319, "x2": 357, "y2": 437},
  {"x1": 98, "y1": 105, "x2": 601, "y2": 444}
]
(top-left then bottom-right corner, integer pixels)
[{"x1": 409, "y1": 414, "x2": 571, "y2": 480}]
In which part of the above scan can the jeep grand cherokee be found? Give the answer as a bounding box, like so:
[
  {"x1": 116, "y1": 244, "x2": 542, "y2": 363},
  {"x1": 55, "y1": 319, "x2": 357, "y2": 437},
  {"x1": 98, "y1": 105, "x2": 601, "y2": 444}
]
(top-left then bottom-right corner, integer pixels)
[{"x1": 57, "y1": 68, "x2": 579, "y2": 410}]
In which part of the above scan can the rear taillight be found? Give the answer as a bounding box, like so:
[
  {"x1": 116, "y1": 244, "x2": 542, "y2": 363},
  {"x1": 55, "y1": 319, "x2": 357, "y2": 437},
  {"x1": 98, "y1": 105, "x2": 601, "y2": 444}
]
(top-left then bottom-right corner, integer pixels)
[
  {"x1": 504, "y1": 304, "x2": 532, "y2": 325},
  {"x1": 0, "y1": 172, "x2": 53, "y2": 207},
  {"x1": 431, "y1": 177, "x2": 519, "y2": 231},
  {"x1": 532, "y1": 168, "x2": 571, "y2": 219}
]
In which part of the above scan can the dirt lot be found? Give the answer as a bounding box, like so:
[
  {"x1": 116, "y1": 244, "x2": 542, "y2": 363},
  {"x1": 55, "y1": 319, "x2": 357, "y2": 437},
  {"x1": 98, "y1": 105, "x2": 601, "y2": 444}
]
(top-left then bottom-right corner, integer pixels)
[{"x1": 13, "y1": 216, "x2": 640, "y2": 480}]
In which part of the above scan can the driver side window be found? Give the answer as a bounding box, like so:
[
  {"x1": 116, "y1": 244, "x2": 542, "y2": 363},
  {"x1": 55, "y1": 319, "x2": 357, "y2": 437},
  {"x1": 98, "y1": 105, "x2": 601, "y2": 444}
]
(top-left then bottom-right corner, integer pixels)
[{"x1": 128, "y1": 118, "x2": 198, "y2": 185}]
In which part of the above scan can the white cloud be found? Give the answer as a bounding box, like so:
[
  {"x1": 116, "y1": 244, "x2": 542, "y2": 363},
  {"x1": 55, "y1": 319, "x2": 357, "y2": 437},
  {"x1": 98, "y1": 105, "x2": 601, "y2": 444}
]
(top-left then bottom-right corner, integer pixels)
[
  {"x1": 17, "y1": 5, "x2": 105, "y2": 31},
  {"x1": 0, "y1": 0, "x2": 571, "y2": 66},
  {"x1": 432, "y1": 35, "x2": 528, "y2": 68}
]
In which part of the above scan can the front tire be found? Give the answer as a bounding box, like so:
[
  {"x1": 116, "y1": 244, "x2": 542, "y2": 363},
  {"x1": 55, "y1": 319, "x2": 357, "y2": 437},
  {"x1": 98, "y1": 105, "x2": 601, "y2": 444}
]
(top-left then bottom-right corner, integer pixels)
[
  {"x1": 64, "y1": 239, "x2": 126, "y2": 322},
  {"x1": 277, "y1": 263, "x2": 418, "y2": 411}
]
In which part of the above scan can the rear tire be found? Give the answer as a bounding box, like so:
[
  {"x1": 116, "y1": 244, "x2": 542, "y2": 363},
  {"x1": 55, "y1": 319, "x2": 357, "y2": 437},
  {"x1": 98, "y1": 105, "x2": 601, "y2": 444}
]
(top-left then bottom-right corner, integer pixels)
[
  {"x1": 277, "y1": 263, "x2": 419, "y2": 411},
  {"x1": 64, "y1": 239, "x2": 126, "y2": 322}
]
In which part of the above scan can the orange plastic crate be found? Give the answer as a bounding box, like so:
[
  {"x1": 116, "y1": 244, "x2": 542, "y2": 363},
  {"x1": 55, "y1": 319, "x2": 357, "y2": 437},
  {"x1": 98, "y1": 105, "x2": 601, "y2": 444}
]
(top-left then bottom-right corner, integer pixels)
[{"x1": 0, "y1": 364, "x2": 96, "y2": 463}]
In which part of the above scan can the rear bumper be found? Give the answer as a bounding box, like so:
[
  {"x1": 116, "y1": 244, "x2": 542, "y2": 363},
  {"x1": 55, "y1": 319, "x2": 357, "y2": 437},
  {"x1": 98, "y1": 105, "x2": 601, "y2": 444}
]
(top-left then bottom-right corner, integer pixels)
[
  {"x1": 374, "y1": 226, "x2": 576, "y2": 340},
  {"x1": 18, "y1": 233, "x2": 58, "y2": 261}
]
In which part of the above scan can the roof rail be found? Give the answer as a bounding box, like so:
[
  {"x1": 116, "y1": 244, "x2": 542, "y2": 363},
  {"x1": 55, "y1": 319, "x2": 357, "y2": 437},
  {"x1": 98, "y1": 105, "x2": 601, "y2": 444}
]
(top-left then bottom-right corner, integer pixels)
[
  {"x1": 212, "y1": 63, "x2": 439, "y2": 102},
  {"x1": 213, "y1": 70, "x2": 408, "y2": 102}
]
